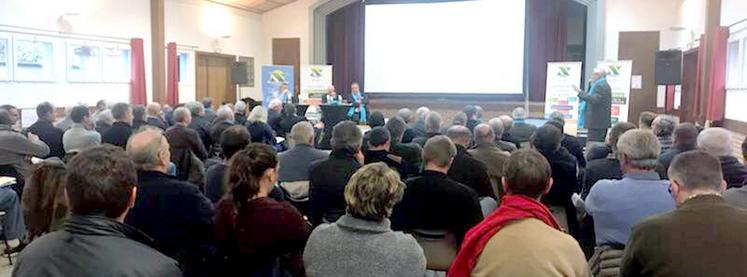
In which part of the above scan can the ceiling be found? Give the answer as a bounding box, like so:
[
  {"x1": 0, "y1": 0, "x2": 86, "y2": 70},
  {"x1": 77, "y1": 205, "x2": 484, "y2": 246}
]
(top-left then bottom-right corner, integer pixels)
[{"x1": 206, "y1": 0, "x2": 298, "y2": 13}]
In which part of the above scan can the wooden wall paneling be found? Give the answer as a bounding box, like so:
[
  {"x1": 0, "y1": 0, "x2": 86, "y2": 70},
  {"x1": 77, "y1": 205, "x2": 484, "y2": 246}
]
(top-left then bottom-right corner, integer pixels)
[
  {"x1": 680, "y1": 49, "x2": 699, "y2": 123},
  {"x1": 196, "y1": 52, "x2": 237, "y2": 108},
  {"x1": 272, "y1": 38, "x2": 301, "y2": 92},
  {"x1": 618, "y1": 31, "x2": 660, "y2": 123},
  {"x1": 151, "y1": 0, "x2": 166, "y2": 103}
]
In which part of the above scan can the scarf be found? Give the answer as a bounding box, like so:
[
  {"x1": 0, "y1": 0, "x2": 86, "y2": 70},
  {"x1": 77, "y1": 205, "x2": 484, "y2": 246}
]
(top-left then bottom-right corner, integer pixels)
[
  {"x1": 347, "y1": 92, "x2": 367, "y2": 123},
  {"x1": 578, "y1": 76, "x2": 606, "y2": 129},
  {"x1": 447, "y1": 195, "x2": 560, "y2": 277}
]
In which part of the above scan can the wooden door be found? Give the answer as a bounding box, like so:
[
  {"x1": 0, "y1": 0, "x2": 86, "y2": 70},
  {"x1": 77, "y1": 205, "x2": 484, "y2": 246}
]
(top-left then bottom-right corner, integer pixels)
[
  {"x1": 272, "y1": 38, "x2": 301, "y2": 93},
  {"x1": 679, "y1": 48, "x2": 699, "y2": 123},
  {"x1": 619, "y1": 31, "x2": 660, "y2": 123},
  {"x1": 196, "y1": 52, "x2": 236, "y2": 109}
]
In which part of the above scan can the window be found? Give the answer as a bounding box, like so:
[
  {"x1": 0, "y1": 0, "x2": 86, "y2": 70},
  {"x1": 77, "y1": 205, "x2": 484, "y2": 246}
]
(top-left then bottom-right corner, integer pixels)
[{"x1": 727, "y1": 40, "x2": 740, "y2": 86}]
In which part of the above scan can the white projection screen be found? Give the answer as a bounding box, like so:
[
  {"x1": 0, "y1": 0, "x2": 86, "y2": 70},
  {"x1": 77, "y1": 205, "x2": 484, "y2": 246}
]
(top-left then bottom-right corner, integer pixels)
[{"x1": 364, "y1": 0, "x2": 526, "y2": 94}]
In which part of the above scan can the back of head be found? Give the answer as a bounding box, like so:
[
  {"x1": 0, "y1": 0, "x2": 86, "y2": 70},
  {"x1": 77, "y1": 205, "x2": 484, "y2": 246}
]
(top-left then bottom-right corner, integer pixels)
[
  {"x1": 653, "y1": 115, "x2": 676, "y2": 137},
  {"x1": 269, "y1": 99, "x2": 283, "y2": 111},
  {"x1": 332, "y1": 120, "x2": 363, "y2": 151},
  {"x1": 463, "y1": 105, "x2": 478, "y2": 119},
  {"x1": 70, "y1": 105, "x2": 90, "y2": 124},
  {"x1": 96, "y1": 100, "x2": 107, "y2": 110},
  {"x1": 126, "y1": 129, "x2": 168, "y2": 171},
  {"x1": 220, "y1": 125, "x2": 251, "y2": 159},
  {"x1": 290, "y1": 121, "x2": 315, "y2": 146},
  {"x1": 397, "y1": 108, "x2": 413, "y2": 123},
  {"x1": 548, "y1": 111, "x2": 565, "y2": 124},
  {"x1": 368, "y1": 111, "x2": 385, "y2": 128},
  {"x1": 173, "y1": 107, "x2": 192, "y2": 124},
  {"x1": 512, "y1": 107, "x2": 527, "y2": 120},
  {"x1": 639, "y1": 111, "x2": 657, "y2": 129},
  {"x1": 96, "y1": 109, "x2": 114, "y2": 125},
  {"x1": 607, "y1": 122, "x2": 637, "y2": 151},
  {"x1": 248, "y1": 106, "x2": 268, "y2": 123},
  {"x1": 545, "y1": 120, "x2": 564, "y2": 133},
  {"x1": 216, "y1": 105, "x2": 234, "y2": 121},
  {"x1": 146, "y1": 102, "x2": 161, "y2": 116},
  {"x1": 446, "y1": 125, "x2": 471, "y2": 146},
  {"x1": 385, "y1": 116, "x2": 407, "y2": 141},
  {"x1": 0, "y1": 110, "x2": 11, "y2": 125},
  {"x1": 698, "y1": 127, "x2": 733, "y2": 157},
  {"x1": 423, "y1": 135, "x2": 457, "y2": 167},
  {"x1": 345, "y1": 163, "x2": 405, "y2": 221},
  {"x1": 234, "y1": 100, "x2": 247, "y2": 114},
  {"x1": 132, "y1": 105, "x2": 146, "y2": 122},
  {"x1": 185, "y1": 101, "x2": 204, "y2": 116},
  {"x1": 472, "y1": 124, "x2": 494, "y2": 144},
  {"x1": 669, "y1": 150, "x2": 723, "y2": 192},
  {"x1": 367, "y1": 126, "x2": 391, "y2": 147},
  {"x1": 504, "y1": 149, "x2": 552, "y2": 199},
  {"x1": 415, "y1": 106, "x2": 430, "y2": 123},
  {"x1": 488, "y1": 118, "x2": 505, "y2": 138},
  {"x1": 673, "y1": 123, "x2": 699, "y2": 148},
  {"x1": 498, "y1": 115, "x2": 513, "y2": 130},
  {"x1": 111, "y1": 103, "x2": 131, "y2": 121},
  {"x1": 531, "y1": 125, "x2": 562, "y2": 153},
  {"x1": 452, "y1": 112, "x2": 467, "y2": 126},
  {"x1": 617, "y1": 129, "x2": 661, "y2": 170},
  {"x1": 201, "y1": 97, "x2": 213, "y2": 109},
  {"x1": 282, "y1": 103, "x2": 297, "y2": 117},
  {"x1": 425, "y1": 111, "x2": 442, "y2": 133},
  {"x1": 227, "y1": 143, "x2": 278, "y2": 208},
  {"x1": 66, "y1": 145, "x2": 137, "y2": 218},
  {"x1": 36, "y1": 101, "x2": 54, "y2": 118}
]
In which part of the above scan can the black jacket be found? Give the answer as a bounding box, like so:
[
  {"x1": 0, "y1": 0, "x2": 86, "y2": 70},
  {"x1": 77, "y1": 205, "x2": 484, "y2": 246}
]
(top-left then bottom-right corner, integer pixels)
[
  {"x1": 245, "y1": 121, "x2": 276, "y2": 145},
  {"x1": 391, "y1": 170, "x2": 483, "y2": 244},
  {"x1": 365, "y1": 149, "x2": 407, "y2": 178},
  {"x1": 656, "y1": 145, "x2": 695, "y2": 179},
  {"x1": 268, "y1": 110, "x2": 283, "y2": 135},
  {"x1": 562, "y1": 134, "x2": 586, "y2": 168},
  {"x1": 587, "y1": 144, "x2": 613, "y2": 162},
  {"x1": 506, "y1": 122, "x2": 536, "y2": 144},
  {"x1": 27, "y1": 120, "x2": 65, "y2": 158},
  {"x1": 278, "y1": 115, "x2": 307, "y2": 137},
  {"x1": 583, "y1": 157, "x2": 623, "y2": 199},
  {"x1": 125, "y1": 170, "x2": 214, "y2": 275},
  {"x1": 412, "y1": 132, "x2": 440, "y2": 147},
  {"x1": 165, "y1": 125, "x2": 208, "y2": 185},
  {"x1": 447, "y1": 145, "x2": 495, "y2": 199},
  {"x1": 720, "y1": 155, "x2": 747, "y2": 189},
  {"x1": 308, "y1": 149, "x2": 361, "y2": 225},
  {"x1": 132, "y1": 119, "x2": 148, "y2": 131},
  {"x1": 539, "y1": 147, "x2": 579, "y2": 207},
  {"x1": 101, "y1": 121, "x2": 133, "y2": 149},
  {"x1": 578, "y1": 80, "x2": 612, "y2": 130},
  {"x1": 210, "y1": 120, "x2": 235, "y2": 147},
  {"x1": 14, "y1": 215, "x2": 181, "y2": 277},
  {"x1": 147, "y1": 116, "x2": 168, "y2": 130},
  {"x1": 189, "y1": 115, "x2": 213, "y2": 154},
  {"x1": 390, "y1": 141, "x2": 422, "y2": 178},
  {"x1": 402, "y1": 122, "x2": 426, "y2": 144}
]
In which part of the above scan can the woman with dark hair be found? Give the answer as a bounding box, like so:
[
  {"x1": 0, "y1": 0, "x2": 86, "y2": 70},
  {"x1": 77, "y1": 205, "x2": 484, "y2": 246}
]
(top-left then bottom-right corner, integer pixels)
[
  {"x1": 22, "y1": 159, "x2": 68, "y2": 241},
  {"x1": 214, "y1": 143, "x2": 311, "y2": 276}
]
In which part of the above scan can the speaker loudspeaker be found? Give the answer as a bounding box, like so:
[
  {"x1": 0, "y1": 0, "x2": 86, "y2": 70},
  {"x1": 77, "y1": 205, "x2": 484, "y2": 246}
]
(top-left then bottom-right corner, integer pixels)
[
  {"x1": 230, "y1": 61, "x2": 248, "y2": 85},
  {"x1": 655, "y1": 50, "x2": 682, "y2": 85}
]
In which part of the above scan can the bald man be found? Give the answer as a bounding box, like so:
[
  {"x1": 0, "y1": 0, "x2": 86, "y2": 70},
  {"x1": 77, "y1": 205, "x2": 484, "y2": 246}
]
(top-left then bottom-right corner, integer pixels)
[
  {"x1": 146, "y1": 102, "x2": 167, "y2": 130},
  {"x1": 469, "y1": 124, "x2": 510, "y2": 198},
  {"x1": 125, "y1": 129, "x2": 214, "y2": 276},
  {"x1": 446, "y1": 125, "x2": 496, "y2": 199},
  {"x1": 322, "y1": 85, "x2": 343, "y2": 104}
]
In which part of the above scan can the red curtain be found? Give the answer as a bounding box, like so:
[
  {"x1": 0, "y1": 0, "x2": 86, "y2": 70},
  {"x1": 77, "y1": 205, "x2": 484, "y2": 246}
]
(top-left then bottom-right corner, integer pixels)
[
  {"x1": 525, "y1": 0, "x2": 569, "y2": 102},
  {"x1": 166, "y1": 42, "x2": 179, "y2": 106},
  {"x1": 705, "y1": 27, "x2": 729, "y2": 121},
  {"x1": 130, "y1": 38, "x2": 147, "y2": 105}
]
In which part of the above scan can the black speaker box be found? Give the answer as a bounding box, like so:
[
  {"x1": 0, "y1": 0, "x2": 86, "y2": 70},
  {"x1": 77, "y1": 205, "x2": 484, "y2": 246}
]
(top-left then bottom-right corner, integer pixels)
[
  {"x1": 230, "y1": 61, "x2": 248, "y2": 85},
  {"x1": 655, "y1": 50, "x2": 682, "y2": 85}
]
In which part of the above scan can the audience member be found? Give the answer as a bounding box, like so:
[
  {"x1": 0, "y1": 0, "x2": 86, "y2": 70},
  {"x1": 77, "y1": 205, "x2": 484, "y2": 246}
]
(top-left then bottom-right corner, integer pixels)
[
  {"x1": 14, "y1": 145, "x2": 182, "y2": 277},
  {"x1": 396, "y1": 108, "x2": 414, "y2": 125},
  {"x1": 464, "y1": 105, "x2": 481, "y2": 132},
  {"x1": 547, "y1": 112, "x2": 586, "y2": 169},
  {"x1": 245, "y1": 105, "x2": 277, "y2": 145},
  {"x1": 506, "y1": 107, "x2": 536, "y2": 145},
  {"x1": 210, "y1": 105, "x2": 235, "y2": 147},
  {"x1": 22, "y1": 159, "x2": 67, "y2": 241},
  {"x1": 622, "y1": 151, "x2": 747, "y2": 277},
  {"x1": 234, "y1": 100, "x2": 248, "y2": 126},
  {"x1": 125, "y1": 129, "x2": 214, "y2": 276},
  {"x1": 583, "y1": 122, "x2": 637, "y2": 198},
  {"x1": 95, "y1": 109, "x2": 114, "y2": 134},
  {"x1": 101, "y1": 103, "x2": 134, "y2": 149},
  {"x1": 367, "y1": 111, "x2": 385, "y2": 128},
  {"x1": 638, "y1": 111, "x2": 657, "y2": 130},
  {"x1": 54, "y1": 106, "x2": 74, "y2": 132},
  {"x1": 62, "y1": 105, "x2": 100, "y2": 154},
  {"x1": 488, "y1": 117, "x2": 517, "y2": 153},
  {"x1": 165, "y1": 107, "x2": 208, "y2": 184},
  {"x1": 201, "y1": 97, "x2": 216, "y2": 123},
  {"x1": 468, "y1": 124, "x2": 510, "y2": 197},
  {"x1": 278, "y1": 122, "x2": 328, "y2": 183},
  {"x1": 186, "y1": 101, "x2": 213, "y2": 154},
  {"x1": 131, "y1": 105, "x2": 147, "y2": 130},
  {"x1": 498, "y1": 115, "x2": 520, "y2": 148},
  {"x1": 267, "y1": 98, "x2": 284, "y2": 134},
  {"x1": 446, "y1": 125, "x2": 495, "y2": 199},
  {"x1": 403, "y1": 107, "x2": 428, "y2": 143},
  {"x1": 27, "y1": 101, "x2": 65, "y2": 158},
  {"x1": 0, "y1": 105, "x2": 20, "y2": 131},
  {"x1": 322, "y1": 85, "x2": 343, "y2": 104},
  {"x1": 91, "y1": 99, "x2": 107, "y2": 120},
  {"x1": 0, "y1": 110, "x2": 50, "y2": 186},
  {"x1": 391, "y1": 135, "x2": 483, "y2": 244},
  {"x1": 146, "y1": 102, "x2": 167, "y2": 130},
  {"x1": 451, "y1": 112, "x2": 468, "y2": 127},
  {"x1": 531, "y1": 125, "x2": 579, "y2": 234},
  {"x1": 214, "y1": 143, "x2": 310, "y2": 276},
  {"x1": 278, "y1": 103, "x2": 307, "y2": 137},
  {"x1": 652, "y1": 115, "x2": 676, "y2": 152},
  {"x1": 698, "y1": 127, "x2": 747, "y2": 188},
  {"x1": 163, "y1": 104, "x2": 176, "y2": 126},
  {"x1": 309, "y1": 121, "x2": 363, "y2": 225},
  {"x1": 386, "y1": 116, "x2": 422, "y2": 177},
  {"x1": 304, "y1": 163, "x2": 426, "y2": 277},
  {"x1": 364, "y1": 126, "x2": 406, "y2": 178},
  {"x1": 586, "y1": 130, "x2": 675, "y2": 246},
  {"x1": 656, "y1": 123, "x2": 698, "y2": 179},
  {"x1": 449, "y1": 149, "x2": 589, "y2": 277},
  {"x1": 412, "y1": 111, "x2": 442, "y2": 147}
]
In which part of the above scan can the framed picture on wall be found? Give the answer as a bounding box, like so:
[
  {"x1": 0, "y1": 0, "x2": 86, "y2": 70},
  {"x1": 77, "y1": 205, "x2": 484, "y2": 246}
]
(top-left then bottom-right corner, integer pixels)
[
  {"x1": 13, "y1": 36, "x2": 55, "y2": 82},
  {"x1": 67, "y1": 41, "x2": 102, "y2": 82},
  {"x1": 101, "y1": 43, "x2": 131, "y2": 83},
  {"x1": 0, "y1": 35, "x2": 10, "y2": 81},
  {"x1": 238, "y1": 56, "x2": 254, "y2": 87}
]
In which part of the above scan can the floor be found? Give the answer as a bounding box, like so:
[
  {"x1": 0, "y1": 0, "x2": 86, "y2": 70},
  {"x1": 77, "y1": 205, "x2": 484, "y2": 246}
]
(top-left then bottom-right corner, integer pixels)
[{"x1": 0, "y1": 253, "x2": 15, "y2": 277}]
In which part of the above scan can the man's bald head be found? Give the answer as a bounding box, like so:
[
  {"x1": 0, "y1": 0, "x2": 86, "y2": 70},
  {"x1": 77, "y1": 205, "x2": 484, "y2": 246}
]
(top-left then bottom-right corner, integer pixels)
[
  {"x1": 126, "y1": 129, "x2": 170, "y2": 172},
  {"x1": 447, "y1": 125, "x2": 472, "y2": 147},
  {"x1": 473, "y1": 124, "x2": 495, "y2": 144},
  {"x1": 499, "y1": 115, "x2": 513, "y2": 131},
  {"x1": 146, "y1": 102, "x2": 162, "y2": 117}
]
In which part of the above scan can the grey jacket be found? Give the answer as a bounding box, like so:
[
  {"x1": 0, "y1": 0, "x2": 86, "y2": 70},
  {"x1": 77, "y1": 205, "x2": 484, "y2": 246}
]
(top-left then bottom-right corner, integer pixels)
[
  {"x1": 303, "y1": 215, "x2": 426, "y2": 277},
  {"x1": 0, "y1": 124, "x2": 50, "y2": 178},
  {"x1": 278, "y1": 144, "x2": 329, "y2": 182},
  {"x1": 63, "y1": 123, "x2": 101, "y2": 153}
]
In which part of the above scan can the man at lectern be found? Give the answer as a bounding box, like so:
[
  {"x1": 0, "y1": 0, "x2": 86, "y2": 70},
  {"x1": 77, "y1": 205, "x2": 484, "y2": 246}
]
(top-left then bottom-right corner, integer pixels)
[
  {"x1": 347, "y1": 82, "x2": 368, "y2": 124},
  {"x1": 322, "y1": 85, "x2": 343, "y2": 105},
  {"x1": 573, "y1": 68, "x2": 612, "y2": 143}
]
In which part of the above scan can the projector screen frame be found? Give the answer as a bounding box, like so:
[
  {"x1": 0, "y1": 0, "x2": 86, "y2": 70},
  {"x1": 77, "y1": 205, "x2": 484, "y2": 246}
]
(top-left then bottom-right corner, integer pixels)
[{"x1": 362, "y1": 0, "x2": 529, "y2": 99}]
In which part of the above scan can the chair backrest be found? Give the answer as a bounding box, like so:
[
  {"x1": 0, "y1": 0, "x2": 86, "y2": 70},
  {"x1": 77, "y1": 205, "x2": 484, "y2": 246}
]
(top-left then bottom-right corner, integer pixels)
[
  {"x1": 410, "y1": 229, "x2": 458, "y2": 271},
  {"x1": 279, "y1": 180, "x2": 310, "y2": 202},
  {"x1": 479, "y1": 197, "x2": 497, "y2": 217}
]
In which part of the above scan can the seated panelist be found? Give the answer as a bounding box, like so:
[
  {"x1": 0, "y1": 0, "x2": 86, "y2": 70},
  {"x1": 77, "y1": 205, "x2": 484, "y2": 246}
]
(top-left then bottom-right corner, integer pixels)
[{"x1": 322, "y1": 85, "x2": 343, "y2": 105}]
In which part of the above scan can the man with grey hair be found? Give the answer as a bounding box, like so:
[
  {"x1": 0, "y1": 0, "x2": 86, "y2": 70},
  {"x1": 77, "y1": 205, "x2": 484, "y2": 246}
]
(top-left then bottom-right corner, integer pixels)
[
  {"x1": 309, "y1": 121, "x2": 364, "y2": 226},
  {"x1": 234, "y1": 100, "x2": 248, "y2": 125},
  {"x1": 391, "y1": 135, "x2": 483, "y2": 243},
  {"x1": 165, "y1": 107, "x2": 208, "y2": 183},
  {"x1": 506, "y1": 107, "x2": 536, "y2": 145},
  {"x1": 186, "y1": 101, "x2": 212, "y2": 154},
  {"x1": 102, "y1": 103, "x2": 134, "y2": 149},
  {"x1": 267, "y1": 98, "x2": 284, "y2": 134},
  {"x1": 54, "y1": 106, "x2": 75, "y2": 131},
  {"x1": 488, "y1": 118, "x2": 517, "y2": 152},
  {"x1": 447, "y1": 125, "x2": 495, "y2": 199},
  {"x1": 413, "y1": 111, "x2": 442, "y2": 147},
  {"x1": 470, "y1": 124, "x2": 510, "y2": 195},
  {"x1": 574, "y1": 67, "x2": 612, "y2": 142},
  {"x1": 125, "y1": 129, "x2": 214, "y2": 276},
  {"x1": 386, "y1": 116, "x2": 422, "y2": 177},
  {"x1": 279, "y1": 121, "x2": 328, "y2": 183},
  {"x1": 586, "y1": 130, "x2": 675, "y2": 246},
  {"x1": 95, "y1": 109, "x2": 115, "y2": 134},
  {"x1": 622, "y1": 150, "x2": 747, "y2": 277},
  {"x1": 146, "y1": 102, "x2": 167, "y2": 130},
  {"x1": 210, "y1": 105, "x2": 235, "y2": 146},
  {"x1": 652, "y1": 115, "x2": 676, "y2": 152},
  {"x1": 698, "y1": 127, "x2": 747, "y2": 188},
  {"x1": 201, "y1": 97, "x2": 216, "y2": 123},
  {"x1": 403, "y1": 106, "x2": 429, "y2": 143}
]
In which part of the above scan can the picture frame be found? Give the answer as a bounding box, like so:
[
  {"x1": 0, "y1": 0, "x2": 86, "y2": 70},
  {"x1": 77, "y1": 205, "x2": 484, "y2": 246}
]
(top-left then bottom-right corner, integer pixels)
[
  {"x1": 101, "y1": 43, "x2": 131, "y2": 83},
  {"x1": 13, "y1": 35, "x2": 55, "y2": 82},
  {"x1": 0, "y1": 33, "x2": 11, "y2": 81},
  {"x1": 67, "y1": 41, "x2": 102, "y2": 82}
]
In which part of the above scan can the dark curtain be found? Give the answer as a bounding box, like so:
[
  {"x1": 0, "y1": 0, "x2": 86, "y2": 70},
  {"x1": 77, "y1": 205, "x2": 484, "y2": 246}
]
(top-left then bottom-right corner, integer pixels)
[
  {"x1": 525, "y1": 0, "x2": 569, "y2": 102},
  {"x1": 326, "y1": 1, "x2": 364, "y2": 99}
]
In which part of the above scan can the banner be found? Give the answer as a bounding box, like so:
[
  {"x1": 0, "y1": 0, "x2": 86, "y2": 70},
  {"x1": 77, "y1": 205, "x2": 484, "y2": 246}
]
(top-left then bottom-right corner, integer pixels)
[
  {"x1": 544, "y1": 62, "x2": 583, "y2": 128},
  {"x1": 261, "y1": 65, "x2": 294, "y2": 107},
  {"x1": 597, "y1": 60, "x2": 633, "y2": 124},
  {"x1": 300, "y1": 65, "x2": 332, "y2": 101}
]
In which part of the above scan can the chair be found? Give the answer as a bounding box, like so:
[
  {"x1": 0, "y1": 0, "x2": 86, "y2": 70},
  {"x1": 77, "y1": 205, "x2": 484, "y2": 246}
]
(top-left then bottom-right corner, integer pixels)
[
  {"x1": 279, "y1": 180, "x2": 310, "y2": 214},
  {"x1": 410, "y1": 229, "x2": 458, "y2": 271},
  {"x1": 479, "y1": 197, "x2": 497, "y2": 217},
  {"x1": 0, "y1": 211, "x2": 12, "y2": 265}
]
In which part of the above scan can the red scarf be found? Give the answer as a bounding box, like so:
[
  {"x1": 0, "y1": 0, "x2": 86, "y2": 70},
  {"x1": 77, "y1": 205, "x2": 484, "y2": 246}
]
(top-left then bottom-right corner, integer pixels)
[{"x1": 447, "y1": 195, "x2": 560, "y2": 277}]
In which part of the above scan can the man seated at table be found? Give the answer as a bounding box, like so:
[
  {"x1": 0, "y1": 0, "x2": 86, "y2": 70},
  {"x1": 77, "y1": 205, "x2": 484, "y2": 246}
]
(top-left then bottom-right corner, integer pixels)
[
  {"x1": 322, "y1": 85, "x2": 343, "y2": 105},
  {"x1": 347, "y1": 82, "x2": 368, "y2": 124}
]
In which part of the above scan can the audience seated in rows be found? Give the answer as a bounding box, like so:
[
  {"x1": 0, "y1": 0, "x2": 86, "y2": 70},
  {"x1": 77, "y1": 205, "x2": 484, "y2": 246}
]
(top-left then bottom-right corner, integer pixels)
[
  {"x1": 62, "y1": 105, "x2": 101, "y2": 155},
  {"x1": 582, "y1": 122, "x2": 637, "y2": 198},
  {"x1": 101, "y1": 103, "x2": 134, "y2": 149},
  {"x1": 364, "y1": 127, "x2": 407, "y2": 178},
  {"x1": 165, "y1": 107, "x2": 208, "y2": 184},
  {"x1": 506, "y1": 107, "x2": 536, "y2": 145},
  {"x1": 214, "y1": 143, "x2": 310, "y2": 276},
  {"x1": 304, "y1": 163, "x2": 426, "y2": 277},
  {"x1": 449, "y1": 149, "x2": 589, "y2": 277},
  {"x1": 656, "y1": 122, "x2": 698, "y2": 179},
  {"x1": 278, "y1": 103, "x2": 307, "y2": 137},
  {"x1": 146, "y1": 102, "x2": 168, "y2": 130},
  {"x1": 386, "y1": 116, "x2": 423, "y2": 177},
  {"x1": 245, "y1": 106, "x2": 277, "y2": 146},
  {"x1": 186, "y1": 101, "x2": 213, "y2": 153},
  {"x1": 95, "y1": 108, "x2": 114, "y2": 134},
  {"x1": 0, "y1": 109, "x2": 50, "y2": 184},
  {"x1": 206, "y1": 125, "x2": 246, "y2": 203},
  {"x1": 210, "y1": 105, "x2": 235, "y2": 149},
  {"x1": 638, "y1": 111, "x2": 657, "y2": 130},
  {"x1": 622, "y1": 151, "x2": 747, "y2": 277},
  {"x1": 201, "y1": 97, "x2": 217, "y2": 123},
  {"x1": 14, "y1": 145, "x2": 182, "y2": 276},
  {"x1": 23, "y1": 159, "x2": 67, "y2": 241},
  {"x1": 361, "y1": 111, "x2": 386, "y2": 150},
  {"x1": 278, "y1": 121, "x2": 328, "y2": 184},
  {"x1": 547, "y1": 112, "x2": 586, "y2": 169},
  {"x1": 586, "y1": 130, "x2": 675, "y2": 247},
  {"x1": 652, "y1": 115, "x2": 676, "y2": 152},
  {"x1": 488, "y1": 117, "x2": 518, "y2": 153},
  {"x1": 497, "y1": 115, "x2": 520, "y2": 149},
  {"x1": 464, "y1": 105, "x2": 481, "y2": 132},
  {"x1": 27, "y1": 102, "x2": 65, "y2": 159},
  {"x1": 446, "y1": 125, "x2": 495, "y2": 199},
  {"x1": 267, "y1": 99, "x2": 284, "y2": 135},
  {"x1": 698, "y1": 127, "x2": 747, "y2": 189},
  {"x1": 391, "y1": 135, "x2": 483, "y2": 244},
  {"x1": 233, "y1": 100, "x2": 248, "y2": 126},
  {"x1": 402, "y1": 107, "x2": 429, "y2": 143},
  {"x1": 412, "y1": 111, "x2": 442, "y2": 147},
  {"x1": 532, "y1": 125, "x2": 579, "y2": 234},
  {"x1": 132, "y1": 105, "x2": 148, "y2": 130},
  {"x1": 469, "y1": 124, "x2": 510, "y2": 197}
]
